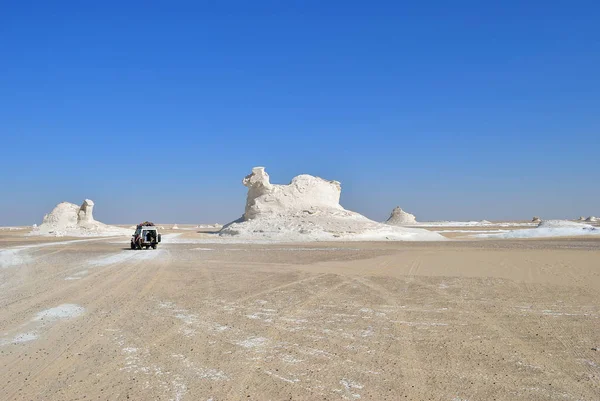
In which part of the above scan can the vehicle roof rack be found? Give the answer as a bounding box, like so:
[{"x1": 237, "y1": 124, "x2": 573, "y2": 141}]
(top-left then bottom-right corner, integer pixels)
[{"x1": 137, "y1": 221, "x2": 155, "y2": 227}]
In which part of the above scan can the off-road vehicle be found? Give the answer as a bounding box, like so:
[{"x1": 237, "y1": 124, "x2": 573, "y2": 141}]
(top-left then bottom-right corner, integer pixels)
[{"x1": 131, "y1": 222, "x2": 161, "y2": 250}]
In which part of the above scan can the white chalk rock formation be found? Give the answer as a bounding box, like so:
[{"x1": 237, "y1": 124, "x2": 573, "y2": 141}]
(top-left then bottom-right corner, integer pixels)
[
  {"x1": 532, "y1": 216, "x2": 541, "y2": 223},
  {"x1": 40, "y1": 202, "x2": 80, "y2": 230},
  {"x1": 577, "y1": 216, "x2": 586, "y2": 221},
  {"x1": 31, "y1": 200, "x2": 129, "y2": 237},
  {"x1": 219, "y1": 167, "x2": 444, "y2": 241},
  {"x1": 476, "y1": 220, "x2": 599, "y2": 239},
  {"x1": 385, "y1": 207, "x2": 417, "y2": 226},
  {"x1": 537, "y1": 220, "x2": 590, "y2": 228},
  {"x1": 585, "y1": 216, "x2": 598, "y2": 222},
  {"x1": 77, "y1": 199, "x2": 95, "y2": 225},
  {"x1": 242, "y1": 167, "x2": 343, "y2": 220},
  {"x1": 172, "y1": 224, "x2": 179, "y2": 230},
  {"x1": 196, "y1": 223, "x2": 222, "y2": 229}
]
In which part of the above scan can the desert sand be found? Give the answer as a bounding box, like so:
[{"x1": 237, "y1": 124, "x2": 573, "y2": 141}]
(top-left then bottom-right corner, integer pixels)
[
  {"x1": 1, "y1": 227, "x2": 600, "y2": 401},
  {"x1": 1, "y1": 168, "x2": 599, "y2": 400}
]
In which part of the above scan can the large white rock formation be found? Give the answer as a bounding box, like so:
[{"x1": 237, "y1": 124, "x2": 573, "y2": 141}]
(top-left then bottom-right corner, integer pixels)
[
  {"x1": 219, "y1": 167, "x2": 444, "y2": 241},
  {"x1": 585, "y1": 216, "x2": 598, "y2": 222},
  {"x1": 31, "y1": 199, "x2": 130, "y2": 237},
  {"x1": 242, "y1": 167, "x2": 344, "y2": 220},
  {"x1": 40, "y1": 202, "x2": 80, "y2": 231},
  {"x1": 385, "y1": 207, "x2": 417, "y2": 226}
]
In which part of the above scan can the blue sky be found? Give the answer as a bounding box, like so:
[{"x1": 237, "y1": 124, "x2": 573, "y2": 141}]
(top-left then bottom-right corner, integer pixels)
[{"x1": 1, "y1": 1, "x2": 599, "y2": 225}]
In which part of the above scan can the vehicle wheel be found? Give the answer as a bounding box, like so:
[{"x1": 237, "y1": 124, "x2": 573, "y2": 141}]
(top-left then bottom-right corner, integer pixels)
[
  {"x1": 130, "y1": 242, "x2": 135, "y2": 250},
  {"x1": 152, "y1": 244, "x2": 157, "y2": 249},
  {"x1": 145, "y1": 246, "x2": 149, "y2": 250}
]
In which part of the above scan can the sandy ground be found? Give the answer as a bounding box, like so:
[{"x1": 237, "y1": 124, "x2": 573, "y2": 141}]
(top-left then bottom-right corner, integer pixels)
[{"x1": 1, "y1": 229, "x2": 599, "y2": 400}]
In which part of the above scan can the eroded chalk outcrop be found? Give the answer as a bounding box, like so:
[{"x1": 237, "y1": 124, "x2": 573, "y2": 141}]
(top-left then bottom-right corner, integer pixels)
[
  {"x1": 242, "y1": 167, "x2": 343, "y2": 220},
  {"x1": 385, "y1": 207, "x2": 417, "y2": 226},
  {"x1": 219, "y1": 167, "x2": 444, "y2": 241},
  {"x1": 77, "y1": 199, "x2": 95, "y2": 225},
  {"x1": 30, "y1": 199, "x2": 129, "y2": 237}
]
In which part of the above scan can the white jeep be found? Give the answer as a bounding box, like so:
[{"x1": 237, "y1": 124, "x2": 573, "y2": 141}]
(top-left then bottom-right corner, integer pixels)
[{"x1": 131, "y1": 223, "x2": 161, "y2": 250}]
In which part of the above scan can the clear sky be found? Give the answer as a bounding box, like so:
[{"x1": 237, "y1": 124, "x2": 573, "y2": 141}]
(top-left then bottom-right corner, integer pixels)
[{"x1": 1, "y1": 1, "x2": 599, "y2": 225}]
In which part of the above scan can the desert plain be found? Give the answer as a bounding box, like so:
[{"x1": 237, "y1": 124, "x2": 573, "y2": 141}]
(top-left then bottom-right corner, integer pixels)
[{"x1": 1, "y1": 225, "x2": 599, "y2": 401}]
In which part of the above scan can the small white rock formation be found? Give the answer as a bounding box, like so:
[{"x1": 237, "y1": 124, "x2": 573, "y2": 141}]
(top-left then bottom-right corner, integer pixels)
[
  {"x1": 30, "y1": 200, "x2": 130, "y2": 237},
  {"x1": 537, "y1": 220, "x2": 590, "y2": 228},
  {"x1": 385, "y1": 207, "x2": 417, "y2": 226},
  {"x1": 577, "y1": 216, "x2": 586, "y2": 221},
  {"x1": 172, "y1": 224, "x2": 179, "y2": 230},
  {"x1": 532, "y1": 216, "x2": 541, "y2": 223},
  {"x1": 585, "y1": 216, "x2": 598, "y2": 222},
  {"x1": 196, "y1": 223, "x2": 222, "y2": 229},
  {"x1": 219, "y1": 167, "x2": 444, "y2": 241},
  {"x1": 476, "y1": 220, "x2": 599, "y2": 239}
]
